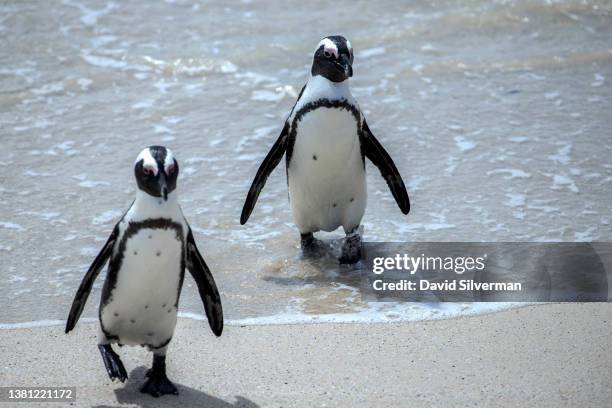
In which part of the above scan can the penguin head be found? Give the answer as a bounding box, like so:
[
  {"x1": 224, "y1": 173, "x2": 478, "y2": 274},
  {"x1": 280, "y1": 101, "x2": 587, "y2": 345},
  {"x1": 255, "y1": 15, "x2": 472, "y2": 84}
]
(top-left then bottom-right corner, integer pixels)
[
  {"x1": 134, "y1": 146, "x2": 179, "y2": 201},
  {"x1": 311, "y1": 35, "x2": 354, "y2": 83}
]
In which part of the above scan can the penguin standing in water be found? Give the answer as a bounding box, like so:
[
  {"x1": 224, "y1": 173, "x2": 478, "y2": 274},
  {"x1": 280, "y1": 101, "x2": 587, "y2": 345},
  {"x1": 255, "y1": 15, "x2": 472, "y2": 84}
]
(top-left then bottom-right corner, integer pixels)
[
  {"x1": 241, "y1": 36, "x2": 410, "y2": 263},
  {"x1": 66, "y1": 146, "x2": 223, "y2": 397}
]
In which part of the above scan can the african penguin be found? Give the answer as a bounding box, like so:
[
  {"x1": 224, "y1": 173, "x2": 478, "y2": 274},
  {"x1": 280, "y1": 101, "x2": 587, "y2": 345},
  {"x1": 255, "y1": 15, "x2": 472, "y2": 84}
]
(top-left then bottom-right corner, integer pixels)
[
  {"x1": 241, "y1": 35, "x2": 410, "y2": 263},
  {"x1": 66, "y1": 146, "x2": 223, "y2": 397}
]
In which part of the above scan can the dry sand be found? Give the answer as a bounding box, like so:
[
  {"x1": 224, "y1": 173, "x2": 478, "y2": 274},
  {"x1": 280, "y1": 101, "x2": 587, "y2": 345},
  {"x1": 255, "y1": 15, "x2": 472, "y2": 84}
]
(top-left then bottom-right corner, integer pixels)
[{"x1": 1, "y1": 304, "x2": 611, "y2": 407}]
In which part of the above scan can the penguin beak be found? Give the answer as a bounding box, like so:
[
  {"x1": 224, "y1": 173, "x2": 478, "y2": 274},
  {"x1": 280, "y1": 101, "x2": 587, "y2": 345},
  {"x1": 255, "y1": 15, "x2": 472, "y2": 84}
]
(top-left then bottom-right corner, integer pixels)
[
  {"x1": 338, "y1": 54, "x2": 353, "y2": 78},
  {"x1": 159, "y1": 172, "x2": 169, "y2": 201}
]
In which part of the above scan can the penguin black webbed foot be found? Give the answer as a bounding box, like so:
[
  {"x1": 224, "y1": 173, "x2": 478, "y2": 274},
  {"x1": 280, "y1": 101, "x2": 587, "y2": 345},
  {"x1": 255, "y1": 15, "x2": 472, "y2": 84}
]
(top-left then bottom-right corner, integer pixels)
[
  {"x1": 300, "y1": 232, "x2": 329, "y2": 259},
  {"x1": 339, "y1": 231, "x2": 362, "y2": 264},
  {"x1": 140, "y1": 354, "x2": 178, "y2": 397},
  {"x1": 98, "y1": 344, "x2": 128, "y2": 383},
  {"x1": 300, "y1": 232, "x2": 315, "y2": 249},
  {"x1": 140, "y1": 373, "x2": 178, "y2": 397}
]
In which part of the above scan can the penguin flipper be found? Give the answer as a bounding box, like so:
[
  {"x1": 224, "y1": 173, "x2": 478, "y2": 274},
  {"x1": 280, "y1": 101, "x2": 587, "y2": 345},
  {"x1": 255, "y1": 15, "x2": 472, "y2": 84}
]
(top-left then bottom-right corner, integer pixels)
[
  {"x1": 240, "y1": 122, "x2": 289, "y2": 225},
  {"x1": 65, "y1": 225, "x2": 118, "y2": 334},
  {"x1": 186, "y1": 229, "x2": 224, "y2": 336},
  {"x1": 360, "y1": 120, "x2": 410, "y2": 214}
]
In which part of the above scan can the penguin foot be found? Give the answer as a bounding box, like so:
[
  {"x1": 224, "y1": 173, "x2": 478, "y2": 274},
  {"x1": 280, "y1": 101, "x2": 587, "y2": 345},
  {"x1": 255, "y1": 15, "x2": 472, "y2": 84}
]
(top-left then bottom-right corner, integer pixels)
[
  {"x1": 301, "y1": 232, "x2": 328, "y2": 259},
  {"x1": 98, "y1": 344, "x2": 128, "y2": 383},
  {"x1": 300, "y1": 232, "x2": 315, "y2": 248},
  {"x1": 140, "y1": 373, "x2": 178, "y2": 397},
  {"x1": 140, "y1": 353, "x2": 178, "y2": 397},
  {"x1": 339, "y1": 232, "x2": 362, "y2": 264}
]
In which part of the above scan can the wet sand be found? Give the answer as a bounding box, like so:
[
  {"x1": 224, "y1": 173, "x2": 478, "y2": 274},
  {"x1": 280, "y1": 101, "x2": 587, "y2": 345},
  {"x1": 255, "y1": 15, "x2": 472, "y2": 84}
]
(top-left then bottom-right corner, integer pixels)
[{"x1": 2, "y1": 303, "x2": 610, "y2": 407}]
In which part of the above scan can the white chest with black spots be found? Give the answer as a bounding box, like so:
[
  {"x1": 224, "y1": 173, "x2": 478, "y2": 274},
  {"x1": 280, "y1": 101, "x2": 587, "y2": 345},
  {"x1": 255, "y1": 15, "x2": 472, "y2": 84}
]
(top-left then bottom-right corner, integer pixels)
[
  {"x1": 100, "y1": 228, "x2": 183, "y2": 347},
  {"x1": 288, "y1": 107, "x2": 367, "y2": 233}
]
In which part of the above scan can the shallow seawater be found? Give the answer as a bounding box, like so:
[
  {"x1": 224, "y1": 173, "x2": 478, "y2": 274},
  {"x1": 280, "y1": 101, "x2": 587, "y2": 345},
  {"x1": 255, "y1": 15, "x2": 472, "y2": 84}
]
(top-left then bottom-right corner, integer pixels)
[{"x1": 0, "y1": 0, "x2": 611, "y2": 326}]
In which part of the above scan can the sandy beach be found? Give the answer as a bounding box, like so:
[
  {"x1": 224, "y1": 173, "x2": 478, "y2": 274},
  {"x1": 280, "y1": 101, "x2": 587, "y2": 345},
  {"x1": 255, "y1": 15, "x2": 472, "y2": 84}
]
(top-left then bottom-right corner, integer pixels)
[{"x1": 1, "y1": 303, "x2": 610, "y2": 407}]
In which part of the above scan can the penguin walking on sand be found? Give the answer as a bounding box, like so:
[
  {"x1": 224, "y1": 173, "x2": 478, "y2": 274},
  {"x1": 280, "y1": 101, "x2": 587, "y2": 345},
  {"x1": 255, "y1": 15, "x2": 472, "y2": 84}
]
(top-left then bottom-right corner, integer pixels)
[
  {"x1": 241, "y1": 35, "x2": 410, "y2": 263},
  {"x1": 66, "y1": 146, "x2": 223, "y2": 397}
]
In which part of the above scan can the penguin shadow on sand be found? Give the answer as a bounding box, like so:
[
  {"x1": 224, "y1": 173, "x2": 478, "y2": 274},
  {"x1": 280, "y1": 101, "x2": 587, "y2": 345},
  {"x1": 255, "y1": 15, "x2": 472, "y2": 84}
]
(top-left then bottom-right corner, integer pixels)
[
  {"x1": 93, "y1": 366, "x2": 259, "y2": 408},
  {"x1": 263, "y1": 234, "x2": 364, "y2": 290}
]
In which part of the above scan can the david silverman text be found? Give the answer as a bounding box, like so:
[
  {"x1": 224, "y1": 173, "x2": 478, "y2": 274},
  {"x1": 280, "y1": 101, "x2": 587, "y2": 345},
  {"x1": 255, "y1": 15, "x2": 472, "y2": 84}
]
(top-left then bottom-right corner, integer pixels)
[{"x1": 372, "y1": 279, "x2": 522, "y2": 291}]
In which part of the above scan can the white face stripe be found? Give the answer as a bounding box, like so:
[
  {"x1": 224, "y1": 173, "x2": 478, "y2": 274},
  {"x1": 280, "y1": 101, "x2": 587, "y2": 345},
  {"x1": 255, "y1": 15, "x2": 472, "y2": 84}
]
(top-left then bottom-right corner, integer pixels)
[
  {"x1": 317, "y1": 38, "x2": 339, "y2": 59},
  {"x1": 164, "y1": 148, "x2": 175, "y2": 173},
  {"x1": 346, "y1": 39, "x2": 352, "y2": 52},
  {"x1": 135, "y1": 148, "x2": 158, "y2": 175}
]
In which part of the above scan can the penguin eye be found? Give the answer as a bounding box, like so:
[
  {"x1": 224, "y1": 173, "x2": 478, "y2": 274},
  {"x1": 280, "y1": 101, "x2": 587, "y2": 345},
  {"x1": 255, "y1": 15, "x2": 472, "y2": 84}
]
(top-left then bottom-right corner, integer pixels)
[
  {"x1": 324, "y1": 50, "x2": 332, "y2": 58},
  {"x1": 166, "y1": 164, "x2": 175, "y2": 174},
  {"x1": 143, "y1": 166, "x2": 155, "y2": 176}
]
